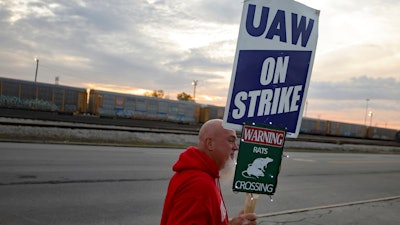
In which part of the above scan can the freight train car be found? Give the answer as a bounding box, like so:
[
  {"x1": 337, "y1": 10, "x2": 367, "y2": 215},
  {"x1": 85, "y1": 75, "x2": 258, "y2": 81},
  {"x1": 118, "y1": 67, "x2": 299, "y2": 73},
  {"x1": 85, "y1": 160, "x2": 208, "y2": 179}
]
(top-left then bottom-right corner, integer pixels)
[
  {"x1": 88, "y1": 89, "x2": 200, "y2": 123},
  {"x1": 1, "y1": 77, "x2": 398, "y2": 142},
  {"x1": 0, "y1": 77, "x2": 87, "y2": 114},
  {"x1": 366, "y1": 126, "x2": 399, "y2": 141},
  {"x1": 300, "y1": 117, "x2": 398, "y2": 141},
  {"x1": 198, "y1": 104, "x2": 225, "y2": 123}
]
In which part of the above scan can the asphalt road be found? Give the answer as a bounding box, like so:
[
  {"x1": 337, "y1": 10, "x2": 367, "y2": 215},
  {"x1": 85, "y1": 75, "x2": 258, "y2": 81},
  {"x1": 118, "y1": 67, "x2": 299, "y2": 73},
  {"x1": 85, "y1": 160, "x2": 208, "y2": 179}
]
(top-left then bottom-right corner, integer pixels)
[{"x1": 0, "y1": 142, "x2": 399, "y2": 225}]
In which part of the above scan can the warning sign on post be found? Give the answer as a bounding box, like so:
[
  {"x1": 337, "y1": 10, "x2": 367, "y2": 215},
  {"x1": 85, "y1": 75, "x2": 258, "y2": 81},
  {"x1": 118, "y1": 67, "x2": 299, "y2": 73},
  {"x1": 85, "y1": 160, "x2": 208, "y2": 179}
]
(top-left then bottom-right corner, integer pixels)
[
  {"x1": 223, "y1": 0, "x2": 319, "y2": 138},
  {"x1": 233, "y1": 122, "x2": 286, "y2": 195}
]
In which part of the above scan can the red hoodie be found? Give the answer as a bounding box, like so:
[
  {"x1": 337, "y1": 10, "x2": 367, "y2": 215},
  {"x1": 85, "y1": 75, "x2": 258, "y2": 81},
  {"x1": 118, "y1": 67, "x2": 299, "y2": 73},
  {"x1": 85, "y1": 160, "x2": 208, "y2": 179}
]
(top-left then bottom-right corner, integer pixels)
[{"x1": 160, "y1": 146, "x2": 228, "y2": 225}]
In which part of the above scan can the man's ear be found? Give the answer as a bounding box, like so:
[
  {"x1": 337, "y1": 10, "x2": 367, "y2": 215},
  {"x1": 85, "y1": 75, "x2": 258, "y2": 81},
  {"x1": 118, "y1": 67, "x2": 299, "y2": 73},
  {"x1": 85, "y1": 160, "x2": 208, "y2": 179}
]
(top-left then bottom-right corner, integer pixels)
[{"x1": 205, "y1": 137, "x2": 214, "y2": 151}]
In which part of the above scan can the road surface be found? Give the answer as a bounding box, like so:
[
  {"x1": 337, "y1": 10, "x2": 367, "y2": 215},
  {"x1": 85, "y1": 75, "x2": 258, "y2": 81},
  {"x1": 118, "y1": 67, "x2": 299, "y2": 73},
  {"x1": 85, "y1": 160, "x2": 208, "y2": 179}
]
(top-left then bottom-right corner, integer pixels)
[{"x1": 0, "y1": 142, "x2": 399, "y2": 224}]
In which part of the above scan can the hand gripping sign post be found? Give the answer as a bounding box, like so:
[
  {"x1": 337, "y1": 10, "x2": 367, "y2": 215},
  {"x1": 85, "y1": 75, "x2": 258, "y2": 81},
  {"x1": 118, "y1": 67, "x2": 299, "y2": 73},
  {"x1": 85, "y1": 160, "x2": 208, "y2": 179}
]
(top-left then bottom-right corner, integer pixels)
[
  {"x1": 224, "y1": 0, "x2": 319, "y2": 213},
  {"x1": 223, "y1": 0, "x2": 319, "y2": 138}
]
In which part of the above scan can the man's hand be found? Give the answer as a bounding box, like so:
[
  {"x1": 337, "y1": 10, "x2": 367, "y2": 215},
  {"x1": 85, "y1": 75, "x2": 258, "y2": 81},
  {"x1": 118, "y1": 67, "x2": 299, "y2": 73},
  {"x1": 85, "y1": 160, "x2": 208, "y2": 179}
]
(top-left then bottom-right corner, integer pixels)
[{"x1": 229, "y1": 210, "x2": 257, "y2": 225}]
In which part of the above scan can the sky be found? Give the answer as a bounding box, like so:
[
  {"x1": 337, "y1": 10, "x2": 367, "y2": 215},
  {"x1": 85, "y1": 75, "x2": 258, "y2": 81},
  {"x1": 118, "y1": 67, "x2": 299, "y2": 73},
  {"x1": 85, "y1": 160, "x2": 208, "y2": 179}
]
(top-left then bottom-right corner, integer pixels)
[{"x1": 0, "y1": 0, "x2": 399, "y2": 130}]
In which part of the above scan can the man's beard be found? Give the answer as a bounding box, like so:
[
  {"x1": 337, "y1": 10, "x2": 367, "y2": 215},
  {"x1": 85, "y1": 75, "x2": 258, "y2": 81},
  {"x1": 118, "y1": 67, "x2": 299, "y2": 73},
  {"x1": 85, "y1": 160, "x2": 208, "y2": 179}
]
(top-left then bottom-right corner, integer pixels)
[{"x1": 219, "y1": 154, "x2": 237, "y2": 185}]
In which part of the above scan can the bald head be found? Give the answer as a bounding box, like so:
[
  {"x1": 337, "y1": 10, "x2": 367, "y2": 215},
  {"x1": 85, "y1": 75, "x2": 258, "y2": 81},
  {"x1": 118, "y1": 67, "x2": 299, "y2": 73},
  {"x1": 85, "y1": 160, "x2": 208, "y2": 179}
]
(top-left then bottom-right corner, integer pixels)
[
  {"x1": 197, "y1": 119, "x2": 239, "y2": 169},
  {"x1": 199, "y1": 119, "x2": 223, "y2": 144}
]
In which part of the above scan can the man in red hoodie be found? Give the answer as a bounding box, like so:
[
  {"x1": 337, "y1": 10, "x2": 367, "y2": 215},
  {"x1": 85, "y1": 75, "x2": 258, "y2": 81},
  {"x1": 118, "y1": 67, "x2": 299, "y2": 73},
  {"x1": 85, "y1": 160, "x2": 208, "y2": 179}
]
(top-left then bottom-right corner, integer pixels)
[{"x1": 161, "y1": 119, "x2": 257, "y2": 225}]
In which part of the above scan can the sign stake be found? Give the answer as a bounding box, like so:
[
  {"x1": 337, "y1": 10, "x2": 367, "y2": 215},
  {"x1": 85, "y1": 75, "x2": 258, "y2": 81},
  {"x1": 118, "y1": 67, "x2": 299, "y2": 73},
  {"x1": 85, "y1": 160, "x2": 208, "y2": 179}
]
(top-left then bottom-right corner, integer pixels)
[{"x1": 244, "y1": 193, "x2": 259, "y2": 213}]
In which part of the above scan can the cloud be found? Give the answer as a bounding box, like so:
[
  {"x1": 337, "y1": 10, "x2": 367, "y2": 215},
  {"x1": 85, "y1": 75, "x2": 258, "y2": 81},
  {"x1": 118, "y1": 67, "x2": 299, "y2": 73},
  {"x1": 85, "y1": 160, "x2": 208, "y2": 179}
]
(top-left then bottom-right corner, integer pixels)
[
  {"x1": 0, "y1": 0, "x2": 399, "y2": 129},
  {"x1": 308, "y1": 76, "x2": 400, "y2": 101},
  {"x1": 305, "y1": 76, "x2": 400, "y2": 129}
]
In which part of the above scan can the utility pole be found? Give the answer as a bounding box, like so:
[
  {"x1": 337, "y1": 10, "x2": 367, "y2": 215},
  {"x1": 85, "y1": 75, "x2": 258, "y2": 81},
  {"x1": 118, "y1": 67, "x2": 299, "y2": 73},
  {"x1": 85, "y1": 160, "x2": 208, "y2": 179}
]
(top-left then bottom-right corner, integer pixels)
[
  {"x1": 364, "y1": 98, "x2": 370, "y2": 126},
  {"x1": 34, "y1": 58, "x2": 39, "y2": 84},
  {"x1": 192, "y1": 80, "x2": 198, "y2": 101},
  {"x1": 369, "y1": 111, "x2": 373, "y2": 127}
]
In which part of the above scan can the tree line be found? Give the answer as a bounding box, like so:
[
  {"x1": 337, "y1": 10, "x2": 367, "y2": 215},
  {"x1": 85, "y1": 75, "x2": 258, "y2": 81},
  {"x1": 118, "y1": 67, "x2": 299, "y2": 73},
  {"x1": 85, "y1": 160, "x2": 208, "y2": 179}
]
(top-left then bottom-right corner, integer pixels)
[{"x1": 144, "y1": 90, "x2": 194, "y2": 101}]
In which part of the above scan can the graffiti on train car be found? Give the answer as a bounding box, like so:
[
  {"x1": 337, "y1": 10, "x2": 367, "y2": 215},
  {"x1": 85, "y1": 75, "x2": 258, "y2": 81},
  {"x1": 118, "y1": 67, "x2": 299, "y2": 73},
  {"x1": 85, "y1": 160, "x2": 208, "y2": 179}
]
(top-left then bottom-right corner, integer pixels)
[
  {"x1": 0, "y1": 77, "x2": 87, "y2": 113},
  {"x1": 88, "y1": 89, "x2": 202, "y2": 124}
]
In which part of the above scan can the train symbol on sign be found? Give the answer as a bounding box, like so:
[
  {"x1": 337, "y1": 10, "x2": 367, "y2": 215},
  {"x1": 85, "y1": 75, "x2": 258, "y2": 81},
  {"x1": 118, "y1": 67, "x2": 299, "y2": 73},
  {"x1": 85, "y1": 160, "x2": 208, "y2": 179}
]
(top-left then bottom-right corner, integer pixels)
[{"x1": 241, "y1": 157, "x2": 273, "y2": 179}]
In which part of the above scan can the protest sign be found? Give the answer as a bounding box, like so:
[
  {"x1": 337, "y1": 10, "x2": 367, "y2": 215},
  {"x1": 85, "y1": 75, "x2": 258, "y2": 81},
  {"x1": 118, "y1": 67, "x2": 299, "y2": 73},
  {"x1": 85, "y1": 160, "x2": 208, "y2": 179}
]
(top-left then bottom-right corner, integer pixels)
[
  {"x1": 233, "y1": 122, "x2": 286, "y2": 195},
  {"x1": 223, "y1": 0, "x2": 320, "y2": 138}
]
